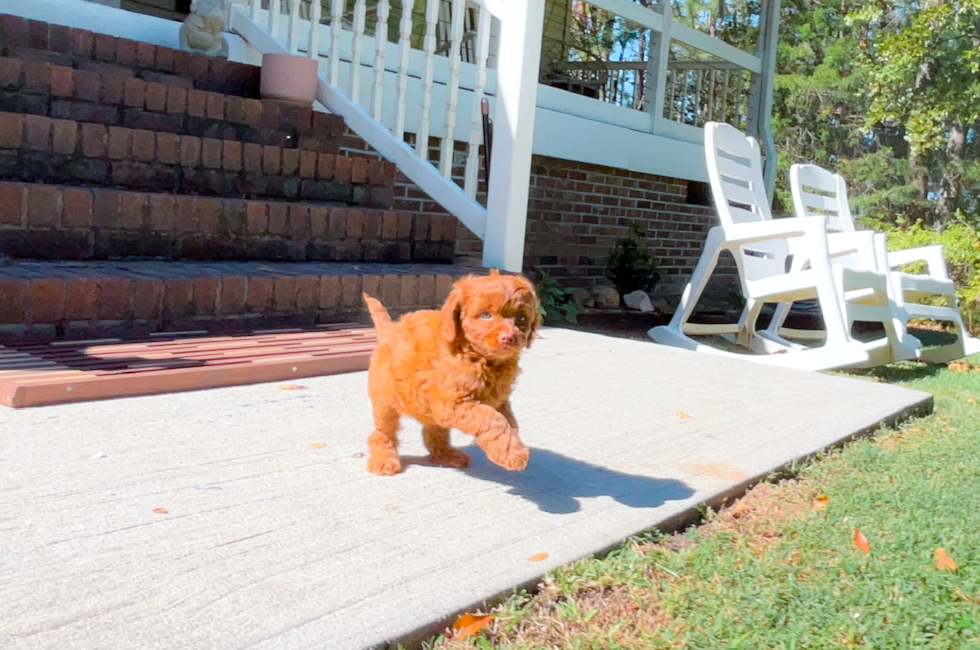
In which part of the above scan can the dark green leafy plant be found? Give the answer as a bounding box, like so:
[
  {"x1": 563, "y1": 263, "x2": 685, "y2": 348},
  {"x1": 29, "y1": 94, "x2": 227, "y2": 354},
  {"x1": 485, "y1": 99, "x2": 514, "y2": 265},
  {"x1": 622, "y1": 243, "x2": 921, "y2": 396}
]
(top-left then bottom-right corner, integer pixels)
[
  {"x1": 605, "y1": 224, "x2": 661, "y2": 296},
  {"x1": 534, "y1": 270, "x2": 580, "y2": 325}
]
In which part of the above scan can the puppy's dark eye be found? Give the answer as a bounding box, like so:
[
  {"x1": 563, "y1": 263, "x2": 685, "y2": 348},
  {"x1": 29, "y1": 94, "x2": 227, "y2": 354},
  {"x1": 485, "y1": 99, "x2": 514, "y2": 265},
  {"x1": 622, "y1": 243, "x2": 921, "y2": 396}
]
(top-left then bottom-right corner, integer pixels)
[{"x1": 479, "y1": 311, "x2": 493, "y2": 320}]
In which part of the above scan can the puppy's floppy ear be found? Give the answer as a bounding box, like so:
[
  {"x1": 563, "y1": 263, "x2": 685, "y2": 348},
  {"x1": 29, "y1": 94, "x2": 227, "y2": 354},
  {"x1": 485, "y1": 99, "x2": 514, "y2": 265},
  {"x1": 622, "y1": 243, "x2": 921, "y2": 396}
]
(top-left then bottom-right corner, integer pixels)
[
  {"x1": 439, "y1": 281, "x2": 467, "y2": 353},
  {"x1": 511, "y1": 275, "x2": 542, "y2": 349}
]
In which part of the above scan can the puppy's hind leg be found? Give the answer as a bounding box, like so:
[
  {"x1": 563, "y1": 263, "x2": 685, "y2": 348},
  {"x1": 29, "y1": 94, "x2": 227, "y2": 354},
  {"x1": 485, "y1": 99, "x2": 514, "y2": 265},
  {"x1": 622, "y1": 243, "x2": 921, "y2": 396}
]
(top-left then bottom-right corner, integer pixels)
[
  {"x1": 367, "y1": 401, "x2": 403, "y2": 476},
  {"x1": 423, "y1": 425, "x2": 471, "y2": 469}
]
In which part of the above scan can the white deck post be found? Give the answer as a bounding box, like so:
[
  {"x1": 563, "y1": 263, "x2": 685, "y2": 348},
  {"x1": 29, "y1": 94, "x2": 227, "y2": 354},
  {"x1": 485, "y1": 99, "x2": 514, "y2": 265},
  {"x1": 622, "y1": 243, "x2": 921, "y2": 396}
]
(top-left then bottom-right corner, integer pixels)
[
  {"x1": 643, "y1": 2, "x2": 671, "y2": 134},
  {"x1": 746, "y1": 0, "x2": 780, "y2": 200},
  {"x1": 482, "y1": 0, "x2": 546, "y2": 272}
]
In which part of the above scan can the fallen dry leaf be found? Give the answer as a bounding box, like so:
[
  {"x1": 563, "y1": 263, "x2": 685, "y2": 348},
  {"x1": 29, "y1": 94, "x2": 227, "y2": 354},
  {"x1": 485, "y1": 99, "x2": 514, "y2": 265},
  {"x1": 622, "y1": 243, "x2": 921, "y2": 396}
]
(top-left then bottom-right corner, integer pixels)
[
  {"x1": 677, "y1": 411, "x2": 691, "y2": 420},
  {"x1": 278, "y1": 384, "x2": 308, "y2": 391},
  {"x1": 968, "y1": 398, "x2": 977, "y2": 406},
  {"x1": 309, "y1": 442, "x2": 326, "y2": 449},
  {"x1": 935, "y1": 548, "x2": 958, "y2": 572},
  {"x1": 528, "y1": 552, "x2": 549, "y2": 562},
  {"x1": 730, "y1": 497, "x2": 748, "y2": 516},
  {"x1": 451, "y1": 613, "x2": 494, "y2": 640},
  {"x1": 152, "y1": 507, "x2": 169, "y2": 515},
  {"x1": 948, "y1": 361, "x2": 970, "y2": 373},
  {"x1": 812, "y1": 495, "x2": 829, "y2": 511},
  {"x1": 955, "y1": 588, "x2": 980, "y2": 604},
  {"x1": 853, "y1": 528, "x2": 871, "y2": 553}
]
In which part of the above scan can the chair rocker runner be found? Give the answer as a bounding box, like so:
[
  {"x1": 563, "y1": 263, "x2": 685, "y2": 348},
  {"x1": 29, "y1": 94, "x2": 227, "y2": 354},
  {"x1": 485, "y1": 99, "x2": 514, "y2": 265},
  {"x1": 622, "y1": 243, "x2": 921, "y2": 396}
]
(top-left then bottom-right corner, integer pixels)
[
  {"x1": 775, "y1": 163, "x2": 979, "y2": 364},
  {"x1": 649, "y1": 122, "x2": 908, "y2": 372}
]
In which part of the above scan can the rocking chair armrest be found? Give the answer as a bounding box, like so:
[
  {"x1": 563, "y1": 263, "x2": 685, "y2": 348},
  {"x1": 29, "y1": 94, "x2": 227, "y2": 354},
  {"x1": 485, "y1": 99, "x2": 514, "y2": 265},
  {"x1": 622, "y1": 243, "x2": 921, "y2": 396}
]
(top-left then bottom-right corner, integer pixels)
[
  {"x1": 886, "y1": 245, "x2": 950, "y2": 281},
  {"x1": 826, "y1": 230, "x2": 879, "y2": 266},
  {"x1": 718, "y1": 216, "x2": 828, "y2": 248}
]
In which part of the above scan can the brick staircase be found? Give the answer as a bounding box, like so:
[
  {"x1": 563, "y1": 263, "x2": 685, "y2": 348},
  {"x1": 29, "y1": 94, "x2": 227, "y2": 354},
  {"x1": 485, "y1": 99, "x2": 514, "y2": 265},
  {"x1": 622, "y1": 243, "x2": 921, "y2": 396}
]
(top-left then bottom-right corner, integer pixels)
[{"x1": 0, "y1": 15, "x2": 468, "y2": 345}]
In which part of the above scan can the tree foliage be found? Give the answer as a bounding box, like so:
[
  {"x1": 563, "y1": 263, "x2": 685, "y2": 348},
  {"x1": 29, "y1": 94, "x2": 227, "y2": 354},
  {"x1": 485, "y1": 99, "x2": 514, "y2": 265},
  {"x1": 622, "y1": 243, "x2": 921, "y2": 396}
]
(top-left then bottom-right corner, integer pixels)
[{"x1": 773, "y1": 0, "x2": 980, "y2": 227}]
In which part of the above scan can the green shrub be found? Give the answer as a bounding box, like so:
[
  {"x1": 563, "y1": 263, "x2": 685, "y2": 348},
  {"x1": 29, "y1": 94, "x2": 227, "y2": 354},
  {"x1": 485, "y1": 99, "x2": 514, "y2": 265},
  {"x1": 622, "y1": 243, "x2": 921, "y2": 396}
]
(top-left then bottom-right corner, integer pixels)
[
  {"x1": 861, "y1": 217, "x2": 980, "y2": 332},
  {"x1": 534, "y1": 270, "x2": 580, "y2": 325},
  {"x1": 605, "y1": 224, "x2": 661, "y2": 297}
]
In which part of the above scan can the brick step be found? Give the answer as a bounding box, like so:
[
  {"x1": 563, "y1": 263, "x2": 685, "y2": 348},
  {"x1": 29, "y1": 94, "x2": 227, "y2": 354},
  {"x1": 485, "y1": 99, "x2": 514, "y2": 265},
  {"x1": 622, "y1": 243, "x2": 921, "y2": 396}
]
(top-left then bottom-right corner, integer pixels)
[
  {"x1": 0, "y1": 55, "x2": 343, "y2": 152},
  {"x1": 0, "y1": 111, "x2": 394, "y2": 206},
  {"x1": 0, "y1": 181, "x2": 457, "y2": 263},
  {"x1": 0, "y1": 260, "x2": 471, "y2": 343},
  {"x1": 0, "y1": 14, "x2": 262, "y2": 98}
]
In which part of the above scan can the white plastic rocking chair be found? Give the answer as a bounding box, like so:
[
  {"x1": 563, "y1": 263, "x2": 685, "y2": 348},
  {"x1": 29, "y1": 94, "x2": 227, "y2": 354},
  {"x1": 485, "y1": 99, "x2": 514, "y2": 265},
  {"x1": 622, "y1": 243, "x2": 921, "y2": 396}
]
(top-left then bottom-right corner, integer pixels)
[
  {"x1": 782, "y1": 163, "x2": 979, "y2": 364},
  {"x1": 648, "y1": 122, "x2": 899, "y2": 371},
  {"x1": 762, "y1": 163, "x2": 921, "y2": 367}
]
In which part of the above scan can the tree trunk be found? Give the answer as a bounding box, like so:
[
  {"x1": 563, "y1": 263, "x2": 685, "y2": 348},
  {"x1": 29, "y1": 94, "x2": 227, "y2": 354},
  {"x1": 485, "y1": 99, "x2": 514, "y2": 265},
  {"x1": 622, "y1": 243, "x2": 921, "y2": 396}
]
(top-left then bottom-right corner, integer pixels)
[{"x1": 938, "y1": 121, "x2": 965, "y2": 217}]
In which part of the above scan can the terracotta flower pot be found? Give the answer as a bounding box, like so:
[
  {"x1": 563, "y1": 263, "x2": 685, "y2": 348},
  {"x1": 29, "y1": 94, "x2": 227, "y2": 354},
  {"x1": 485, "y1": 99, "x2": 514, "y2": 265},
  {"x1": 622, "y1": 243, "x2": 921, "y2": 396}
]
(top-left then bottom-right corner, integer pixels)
[{"x1": 260, "y1": 53, "x2": 319, "y2": 104}]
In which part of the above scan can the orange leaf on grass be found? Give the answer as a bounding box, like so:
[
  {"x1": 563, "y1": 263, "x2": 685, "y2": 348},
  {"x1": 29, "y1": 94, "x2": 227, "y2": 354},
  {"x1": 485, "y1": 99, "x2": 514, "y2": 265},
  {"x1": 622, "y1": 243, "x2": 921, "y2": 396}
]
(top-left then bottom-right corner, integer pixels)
[
  {"x1": 853, "y1": 528, "x2": 871, "y2": 553},
  {"x1": 949, "y1": 361, "x2": 970, "y2": 373},
  {"x1": 812, "y1": 495, "x2": 829, "y2": 511},
  {"x1": 309, "y1": 442, "x2": 326, "y2": 449},
  {"x1": 279, "y1": 384, "x2": 308, "y2": 391},
  {"x1": 677, "y1": 411, "x2": 691, "y2": 420},
  {"x1": 935, "y1": 548, "x2": 958, "y2": 572},
  {"x1": 152, "y1": 507, "x2": 169, "y2": 515},
  {"x1": 730, "y1": 497, "x2": 748, "y2": 516},
  {"x1": 528, "y1": 552, "x2": 549, "y2": 562},
  {"x1": 451, "y1": 613, "x2": 494, "y2": 640}
]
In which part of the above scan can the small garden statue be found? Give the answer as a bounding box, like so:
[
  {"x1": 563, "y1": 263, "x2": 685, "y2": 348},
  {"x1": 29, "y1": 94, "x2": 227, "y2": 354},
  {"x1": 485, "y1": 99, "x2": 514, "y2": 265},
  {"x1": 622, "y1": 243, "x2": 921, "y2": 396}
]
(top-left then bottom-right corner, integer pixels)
[{"x1": 180, "y1": 0, "x2": 229, "y2": 58}]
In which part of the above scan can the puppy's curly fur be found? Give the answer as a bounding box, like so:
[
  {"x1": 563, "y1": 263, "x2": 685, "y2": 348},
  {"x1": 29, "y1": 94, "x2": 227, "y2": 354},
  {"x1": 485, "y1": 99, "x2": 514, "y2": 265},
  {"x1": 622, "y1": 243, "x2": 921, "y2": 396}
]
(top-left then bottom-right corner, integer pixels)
[{"x1": 362, "y1": 269, "x2": 541, "y2": 476}]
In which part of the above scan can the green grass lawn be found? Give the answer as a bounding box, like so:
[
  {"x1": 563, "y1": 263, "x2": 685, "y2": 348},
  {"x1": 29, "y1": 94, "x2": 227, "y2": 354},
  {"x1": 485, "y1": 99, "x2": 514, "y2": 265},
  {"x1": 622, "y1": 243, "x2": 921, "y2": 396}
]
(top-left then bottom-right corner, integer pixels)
[{"x1": 427, "y1": 354, "x2": 980, "y2": 650}]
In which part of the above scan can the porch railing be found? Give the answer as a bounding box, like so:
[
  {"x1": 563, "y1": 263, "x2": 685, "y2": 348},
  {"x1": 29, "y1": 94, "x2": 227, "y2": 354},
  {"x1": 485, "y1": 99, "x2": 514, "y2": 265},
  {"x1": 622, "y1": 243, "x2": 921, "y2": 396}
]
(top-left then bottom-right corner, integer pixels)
[
  {"x1": 227, "y1": 0, "x2": 545, "y2": 272},
  {"x1": 548, "y1": 0, "x2": 780, "y2": 197}
]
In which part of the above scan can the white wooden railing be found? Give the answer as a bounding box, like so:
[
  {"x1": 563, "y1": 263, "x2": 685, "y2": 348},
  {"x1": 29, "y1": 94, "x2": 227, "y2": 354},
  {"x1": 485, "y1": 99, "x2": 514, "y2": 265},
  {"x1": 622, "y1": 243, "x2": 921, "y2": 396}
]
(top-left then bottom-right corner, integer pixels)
[
  {"x1": 552, "y1": 0, "x2": 780, "y2": 197},
  {"x1": 557, "y1": 60, "x2": 751, "y2": 129},
  {"x1": 228, "y1": 0, "x2": 545, "y2": 272},
  {"x1": 226, "y1": 0, "x2": 778, "y2": 269}
]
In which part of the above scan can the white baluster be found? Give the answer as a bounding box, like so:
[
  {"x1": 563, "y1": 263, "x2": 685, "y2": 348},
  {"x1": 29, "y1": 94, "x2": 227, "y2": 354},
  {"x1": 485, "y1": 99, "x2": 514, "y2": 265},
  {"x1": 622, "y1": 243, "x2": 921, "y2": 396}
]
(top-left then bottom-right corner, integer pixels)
[
  {"x1": 720, "y1": 70, "x2": 729, "y2": 122},
  {"x1": 438, "y1": 0, "x2": 467, "y2": 178},
  {"x1": 269, "y1": 0, "x2": 281, "y2": 38},
  {"x1": 416, "y1": 0, "x2": 441, "y2": 160},
  {"x1": 463, "y1": 6, "x2": 491, "y2": 199},
  {"x1": 250, "y1": 0, "x2": 260, "y2": 22},
  {"x1": 394, "y1": 0, "x2": 417, "y2": 140},
  {"x1": 680, "y1": 70, "x2": 691, "y2": 124},
  {"x1": 288, "y1": 0, "x2": 301, "y2": 53},
  {"x1": 308, "y1": 0, "x2": 322, "y2": 58},
  {"x1": 329, "y1": 0, "x2": 344, "y2": 87},
  {"x1": 696, "y1": 70, "x2": 704, "y2": 125},
  {"x1": 370, "y1": 0, "x2": 391, "y2": 121},
  {"x1": 349, "y1": 0, "x2": 367, "y2": 104}
]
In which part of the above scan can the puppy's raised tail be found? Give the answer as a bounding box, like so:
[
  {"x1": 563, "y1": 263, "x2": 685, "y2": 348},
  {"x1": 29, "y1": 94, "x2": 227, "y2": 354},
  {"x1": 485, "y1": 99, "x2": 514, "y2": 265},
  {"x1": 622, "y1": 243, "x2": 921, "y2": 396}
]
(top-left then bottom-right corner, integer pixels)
[{"x1": 363, "y1": 293, "x2": 392, "y2": 335}]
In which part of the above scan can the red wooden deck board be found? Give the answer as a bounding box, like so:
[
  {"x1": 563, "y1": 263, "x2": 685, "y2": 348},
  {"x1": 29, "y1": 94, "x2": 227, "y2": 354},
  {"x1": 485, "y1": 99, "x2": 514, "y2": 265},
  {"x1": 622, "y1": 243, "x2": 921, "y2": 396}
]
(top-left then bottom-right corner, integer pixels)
[{"x1": 0, "y1": 326, "x2": 378, "y2": 408}]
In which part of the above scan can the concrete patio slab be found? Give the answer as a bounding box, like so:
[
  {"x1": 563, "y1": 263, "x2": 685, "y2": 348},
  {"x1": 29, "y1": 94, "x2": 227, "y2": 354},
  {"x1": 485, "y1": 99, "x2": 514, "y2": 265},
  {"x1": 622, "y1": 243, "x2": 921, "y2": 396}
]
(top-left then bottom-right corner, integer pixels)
[{"x1": 0, "y1": 329, "x2": 932, "y2": 650}]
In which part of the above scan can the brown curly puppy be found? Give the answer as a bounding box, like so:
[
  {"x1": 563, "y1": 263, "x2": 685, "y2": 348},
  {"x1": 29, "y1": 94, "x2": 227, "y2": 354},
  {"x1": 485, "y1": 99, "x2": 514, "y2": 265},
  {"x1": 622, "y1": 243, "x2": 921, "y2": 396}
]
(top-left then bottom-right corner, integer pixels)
[{"x1": 362, "y1": 269, "x2": 541, "y2": 476}]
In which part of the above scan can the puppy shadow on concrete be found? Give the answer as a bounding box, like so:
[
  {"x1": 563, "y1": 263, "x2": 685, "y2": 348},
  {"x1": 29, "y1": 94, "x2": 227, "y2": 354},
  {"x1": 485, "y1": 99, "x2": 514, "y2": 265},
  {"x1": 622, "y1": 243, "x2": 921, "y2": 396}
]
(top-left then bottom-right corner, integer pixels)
[{"x1": 404, "y1": 446, "x2": 694, "y2": 515}]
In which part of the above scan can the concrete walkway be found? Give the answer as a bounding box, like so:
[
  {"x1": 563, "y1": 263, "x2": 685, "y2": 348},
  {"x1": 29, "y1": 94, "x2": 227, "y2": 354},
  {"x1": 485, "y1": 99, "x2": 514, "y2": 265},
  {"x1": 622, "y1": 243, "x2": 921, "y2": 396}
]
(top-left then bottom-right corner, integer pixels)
[{"x1": 0, "y1": 329, "x2": 931, "y2": 650}]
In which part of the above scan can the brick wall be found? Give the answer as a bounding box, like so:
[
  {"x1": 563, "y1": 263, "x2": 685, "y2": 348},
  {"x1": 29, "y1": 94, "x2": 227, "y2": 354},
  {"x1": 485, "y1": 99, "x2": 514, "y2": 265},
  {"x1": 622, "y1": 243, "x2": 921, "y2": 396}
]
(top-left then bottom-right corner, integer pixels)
[
  {"x1": 380, "y1": 145, "x2": 724, "y2": 298},
  {"x1": 519, "y1": 157, "x2": 717, "y2": 291}
]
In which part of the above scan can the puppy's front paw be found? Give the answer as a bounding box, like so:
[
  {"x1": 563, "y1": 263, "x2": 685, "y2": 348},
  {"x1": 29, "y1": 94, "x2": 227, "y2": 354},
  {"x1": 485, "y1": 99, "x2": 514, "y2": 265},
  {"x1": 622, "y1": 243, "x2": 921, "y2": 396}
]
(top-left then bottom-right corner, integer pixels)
[
  {"x1": 367, "y1": 449, "x2": 403, "y2": 476},
  {"x1": 482, "y1": 435, "x2": 529, "y2": 471},
  {"x1": 496, "y1": 445, "x2": 529, "y2": 471},
  {"x1": 430, "y1": 446, "x2": 472, "y2": 469}
]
